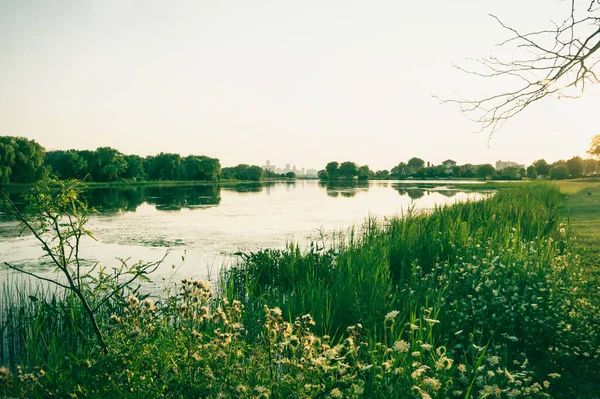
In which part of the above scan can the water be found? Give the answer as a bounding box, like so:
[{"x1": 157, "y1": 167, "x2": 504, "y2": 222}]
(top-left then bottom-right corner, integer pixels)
[{"x1": 0, "y1": 180, "x2": 489, "y2": 284}]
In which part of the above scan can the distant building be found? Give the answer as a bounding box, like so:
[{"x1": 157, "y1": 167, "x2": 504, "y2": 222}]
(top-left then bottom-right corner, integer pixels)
[
  {"x1": 305, "y1": 168, "x2": 318, "y2": 177},
  {"x1": 441, "y1": 159, "x2": 457, "y2": 172},
  {"x1": 262, "y1": 160, "x2": 276, "y2": 171},
  {"x1": 496, "y1": 160, "x2": 525, "y2": 170}
]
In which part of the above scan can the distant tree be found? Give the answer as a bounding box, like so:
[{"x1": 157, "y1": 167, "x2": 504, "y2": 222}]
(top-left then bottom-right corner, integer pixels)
[
  {"x1": 285, "y1": 171, "x2": 296, "y2": 179},
  {"x1": 566, "y1": 156, "x2": 584, "y2": 178},
  {"x1": 584, "y1": 158, "x2": 598, "y2": 175},
  {"x1": 0, "y1": 136, "x2": 45, "y2": 183},
  {"x1": 357, "y1": 165, "x2": 372, "y2": 180},
  {"x1": 184, "y1": 155, "x2": 221, "y2": 181},
  {"x1": 317, "y1": 170, "x2": 329, "y2": 180},
  {"x1": 325, "y1": 162, "x2": 340, "y2": 179},
  {"x1": 550, "y1": 165, "x2": 570, "y2": 180},
  {"x1": 500, "y1": 166, "x2": 522, "y2": 179},
  {"x1": 476, "y1": 164, "x2": 496, "y2": 179},
  {"x1": 459, "y1": 164, "x2": 477, "y2": 178},
  {"x1": 451, "y1": 166, "x2": 461, "y2": 176},
  {"x1": 45, "y1": 150, "x2": 89, "y2": 180},
  {"x1": 338, "y1": 161, "x2": 358, "y2": 179},
  {"x1": 146, "y1": 153, "x2": 183, "y2": 181},
  {"x1": 123, "y1": 154, "x2": 147, "y2": 181},
  {"x1": 374, "y1": 170, "x2": 390, "y2": 179},
  {"x1": 246, "y1": 165, "x2": 264, "y2": 181},
  {"x1": 222, "y1": 164, "x2": 264, "y2": 181},
  {"x1": 89, "y1": 147, "x2": 127, "y2": 182},
  {"x1": 533, "y1": 159, "x2": 550, "y2": 177},
  {"x1": 407, "y1": 157, "x2": 425, "y2": 173},
  {"x1": 0, "y1": 140, "x2": 16, "y2": 183},
  {"x1": 390, "y1": 162, "x2": 407, "y2": 178},
  {"x1": 526, "y1": 165, "x2": 537, "y2": 179}
]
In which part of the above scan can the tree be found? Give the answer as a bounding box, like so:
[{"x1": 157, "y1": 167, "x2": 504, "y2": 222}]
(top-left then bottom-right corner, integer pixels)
[
  {"x1": 587, "y1": 134, "x2": 600, "y2": 158},
  {"x1": 317, "y1": 170, "x2": 329, "y2": 180},
  {"x1": 567, "y1": 156, "x2": 585, "y2": 177},
  {"x1": 533, "y1": 159, "x2": 551, "y2": 177},
  {"x1": 46, "y1": 150, "x2": 89, "y2": 180},
  {"x1": 374, "y1": 170, "x2": 390, "y2": 179},
  {"x1": 325, "y1": 162, "x2": 340, "y2": 179},
  {"x1": 0, "y1": 141, "x2": 15, "y2": 183},
  {"x1": 338, "y1": 161, "x2": 358, "y2": 179},
  {"x1": 0, "y1": 136, "x2": 46, "y2": 183},
  {"x1": 476, "y1": 164, "x2": 496, "y2": 179},
  {"x1": 407, "y1": 157, "x2": 425, "y2": 173},
  {"x1": 584, "y1": 157, "x2": 598, "y2": 175},
  {"x1": 90, "y1": 147, "x2": 127, "y2": 182},
  {"x1": 285, "y1": 171, "x2": 296, "y2": 179},
  {"x1": 550, "y1": 165, "x2": 570, "y2": 179},
  {"x1": 445, "y1": 2, "x2": 599, "y2": 136},
  {"x1": 146, "y1": 153, "x2": 184, "y2": 181},
  {"x1": 527, "y1": 165, "x2": 538, "y2": 179},
  {"x1": 123, "y1": 154, "x2": 147, "y2": 181},
  {"x1": 184, "y1": 155, "x2": 221, "y2": 181},
  {"x1": 390, "y1": 162, "x2": 407, "y2": 178},
  {"x1": 357, "y1": 165, "x2": 372, "y2": 180}
]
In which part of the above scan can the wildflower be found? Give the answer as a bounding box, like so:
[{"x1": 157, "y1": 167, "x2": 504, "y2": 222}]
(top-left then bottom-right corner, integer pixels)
[
  {"x1": 421, "y1": 343, "x2": 432, "y2": 351},
  {"x1": 543, "y1": 380, "x2": 550, "y2": 388},
  {"x1": 487, "y1": 355, "x2": 500, "y2": 366},
  {"x1": 330, "y1": 388, "x2": 343, "y2": 398},
  {"x1": 393, "y1": 340, "x2": 410, "y2": 353},
  {"x1": 270, "y1": 307, "x2": 282, "y2": 317},
  {"x1": 548, "y1": 373, "x2": 561, "y2": 379},
  {"x1": 110, "y1": 315, "x2": 122, "y2": 324},
  {"x1": 0, "y1": 366, "x2": 11, "y2": 381},
  {"x1": 423, "y1": 377, "x2": 441, "y2": 391},
  {"x1": 126, "y1": 295, "x2": 140, "y2": 307},
  {"x1": 236, "y1": 384, "x2": 247, "y2": 393},
  {"x1": 423, "y1": 318, "x2": 440, "y2": 325},
  {"x1": 385, "y1": 310, "x2": 400, "y2": 321},
  {"x1": 457, "y1": 364, "x2": 467, "y2": 373},
  {"x1": 143, "y1": 298, "x2": 156, "y2": 311}
]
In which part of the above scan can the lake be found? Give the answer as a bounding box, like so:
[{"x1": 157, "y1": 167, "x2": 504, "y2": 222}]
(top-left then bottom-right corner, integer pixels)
[{"x1": 0, "y1": 180, "x2": 489, "y2": 284}]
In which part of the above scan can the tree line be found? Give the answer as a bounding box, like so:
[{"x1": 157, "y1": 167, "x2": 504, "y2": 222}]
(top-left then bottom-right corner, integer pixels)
[
  {"x1": 0, "y1": 136, "x2": 266, "y2": 184},
  {"x1": 318, "y1": 154, "x2": 599, "y2": 181}
]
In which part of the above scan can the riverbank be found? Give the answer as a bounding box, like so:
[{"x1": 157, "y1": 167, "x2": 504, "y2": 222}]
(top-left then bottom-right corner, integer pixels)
[{"x1": 1, "y1": 182, "x2": 598, "y2": 398}]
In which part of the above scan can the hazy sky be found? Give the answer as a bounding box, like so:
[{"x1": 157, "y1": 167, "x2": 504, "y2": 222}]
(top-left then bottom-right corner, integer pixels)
[{"x1": 1, "y1": 0, "x2": 598, "y2": 170}]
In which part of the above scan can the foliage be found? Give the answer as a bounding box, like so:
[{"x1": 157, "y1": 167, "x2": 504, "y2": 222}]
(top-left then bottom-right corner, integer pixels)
[
  {"x1": 566, "y1": 156, "x2": 584, "y2": 178},
  {"x1": 588, "y1": 134, "x2": 600, "y2": 159},
  {"x1": 222, "y1": 164, "x2": 265, "y2": 181},
  {"x1": 476, "y1": 164, "x2": 495, "y2": 178},
  {"x1": 0, "y1": 137, "x2": 45, "y2": 183},
  {"x1": 550, "y1": 165, "x2": 570, "y2": 180},
  {"x1": 533, "y1": 159, "x2": 550, "y2": 177}
]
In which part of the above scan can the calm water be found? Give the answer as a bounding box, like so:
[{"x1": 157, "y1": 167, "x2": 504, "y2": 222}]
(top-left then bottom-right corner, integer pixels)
[{"x1": 0, "y1": 180, "x2": 489, "y2": 283}]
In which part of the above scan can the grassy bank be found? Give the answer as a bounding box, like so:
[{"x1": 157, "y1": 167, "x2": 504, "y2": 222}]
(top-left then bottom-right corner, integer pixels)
[{"x1": 1, "y1": 183, "x2": 599, "y2": 398}]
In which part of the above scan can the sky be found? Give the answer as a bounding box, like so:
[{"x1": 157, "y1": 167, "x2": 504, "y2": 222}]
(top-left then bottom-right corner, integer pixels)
[{"x1": 0, "y1": 0, "x2": 598, "y2": 170}]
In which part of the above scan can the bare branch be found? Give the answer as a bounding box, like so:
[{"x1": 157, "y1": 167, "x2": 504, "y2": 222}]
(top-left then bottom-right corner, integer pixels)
[{"x1": 440, "y1": 1, "x2": 600, "y2": 138}]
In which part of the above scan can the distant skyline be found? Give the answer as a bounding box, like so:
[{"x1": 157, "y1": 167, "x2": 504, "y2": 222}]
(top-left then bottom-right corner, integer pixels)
[{"x1": 1, "y1": 0, "x2": 598, "y2": 171}]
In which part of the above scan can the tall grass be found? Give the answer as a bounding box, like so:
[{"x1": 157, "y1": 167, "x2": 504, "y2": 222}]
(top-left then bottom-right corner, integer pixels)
[{"x1": 223, "y1": 183, "x2": 563, "y2": 337}]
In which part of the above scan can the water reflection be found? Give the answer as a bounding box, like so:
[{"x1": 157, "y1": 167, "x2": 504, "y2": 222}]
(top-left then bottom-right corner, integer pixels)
[
  {"x1": 319, "y1": 180, "x2": 369, "y2": 198},
  {"x1": 2, "y1": 180, "x2": 473, "y2": 216},
  {"x1": 84, "y1": 185, "x2": 221, "y2": 213}
]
